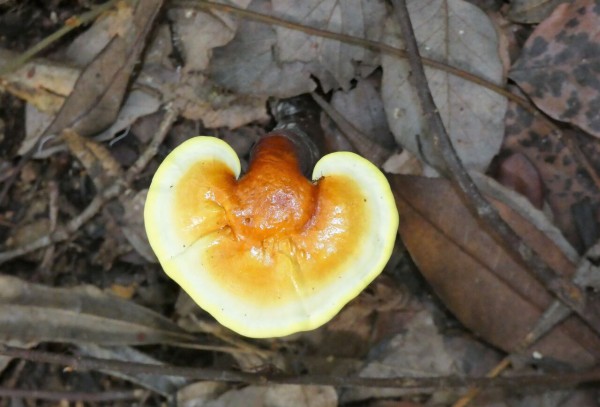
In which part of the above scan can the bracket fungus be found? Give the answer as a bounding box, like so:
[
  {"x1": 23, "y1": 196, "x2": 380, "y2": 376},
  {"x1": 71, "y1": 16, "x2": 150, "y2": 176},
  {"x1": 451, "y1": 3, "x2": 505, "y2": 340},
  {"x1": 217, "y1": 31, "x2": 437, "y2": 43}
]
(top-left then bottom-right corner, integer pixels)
[{"x1": 144, "y1": 131, "x2": 398, "y2": 338}]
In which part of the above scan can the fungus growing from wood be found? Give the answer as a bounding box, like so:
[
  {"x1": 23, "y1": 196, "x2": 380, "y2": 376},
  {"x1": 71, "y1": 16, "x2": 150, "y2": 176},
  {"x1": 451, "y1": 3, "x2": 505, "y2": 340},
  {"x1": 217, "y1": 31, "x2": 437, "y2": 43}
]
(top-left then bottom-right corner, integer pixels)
[{"x1": 144, "y1": 131, "x2": 398, "y2": 338}]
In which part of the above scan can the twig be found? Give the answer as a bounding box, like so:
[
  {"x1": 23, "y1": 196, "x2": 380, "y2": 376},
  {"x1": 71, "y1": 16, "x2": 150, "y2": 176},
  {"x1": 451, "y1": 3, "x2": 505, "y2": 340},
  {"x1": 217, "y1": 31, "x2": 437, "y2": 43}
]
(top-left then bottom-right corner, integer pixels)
[
  {"x1": 177, "y1": 0, "x2": 600, "y2": 189},
  {"x1": 392, "y1": 14, "x2": 600, "y2": 401},
  {"x1": 38, "y1": 180, "x2": 59, "y2": 273},
  {"x1": 0, "y1": 102, "x2": 180, "y2": 264},
  {"x1": 390, "y1": 0, "x2": 600, "y2": 337},
  {"x1": 0, "y1": 0, "x2": 122, "y2": 207},
  {"x1": 126, "y1": 101, "x2": 178, "y2": 183},
  {"x1": 0, "y1": 387, "x2": 144, "y2": 402},
  {"x1": 453, "y1": 300, "x2": 571, "y2": 406},
  {"x1": 0, "y1": 0, "x2": 120, "y2": 77},
  {"x1": 0, "y1": 345, "x2": 599, "y2": 392}
]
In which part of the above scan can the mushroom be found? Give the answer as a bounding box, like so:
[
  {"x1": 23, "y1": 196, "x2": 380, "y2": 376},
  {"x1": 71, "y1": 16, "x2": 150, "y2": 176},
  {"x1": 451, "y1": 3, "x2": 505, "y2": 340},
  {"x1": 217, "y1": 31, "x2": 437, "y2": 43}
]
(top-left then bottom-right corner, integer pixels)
[{"x1": 144, "y1": 131, "x2": 398, "y2": 338}]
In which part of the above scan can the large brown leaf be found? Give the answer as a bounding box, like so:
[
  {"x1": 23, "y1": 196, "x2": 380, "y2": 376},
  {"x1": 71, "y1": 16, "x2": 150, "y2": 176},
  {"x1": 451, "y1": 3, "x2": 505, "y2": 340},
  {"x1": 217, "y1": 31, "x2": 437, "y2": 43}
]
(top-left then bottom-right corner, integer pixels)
[{"x1": 392, "y1": 174, "x2": 600, "y2": 367}]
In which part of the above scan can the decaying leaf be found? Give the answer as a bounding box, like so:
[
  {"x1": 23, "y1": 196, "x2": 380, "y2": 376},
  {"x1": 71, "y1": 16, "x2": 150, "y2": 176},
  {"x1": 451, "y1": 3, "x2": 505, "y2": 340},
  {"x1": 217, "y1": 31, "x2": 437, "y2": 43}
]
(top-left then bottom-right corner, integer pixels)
[
  {"x1": 392, "y1": 174, "x2": 600, "y2": 367},
  {"x1": 329, "y1": 73, "x2": 395, "y2": 151},
  {"x1": 502, "y1": 95, "x2": 600, "y2": 251},
  {"x1": 178, "y1": 383, "x2": 337, "y2": 407},
  {"x1": 64, "y1": 2, "x2": 135, "y2": 66},
  {"x1": 121, "y1": 189, "x2": 157, "y2": 263},
  {"x1": 382, "y1": 0, "x2": 507, "y2": 172},
  {"x1": 0, "y1": 48, "x2": 79, "y2": 114},
  {"x1": 77, "y1": 344, "x2": 188, "y2": 396},
  {"x1": 209, "y1": 0, "x2": 316, "y2": 97},
  {"x1": 94, "y1": 89, "x2": 161, "y2": 142},
  {"x1": 0, "y1": 274, "x2": 195, "y2": 345},
  {"x1": 496, "y1": 152, "x2": 544, "y2": 209},
  {"x1": 507, "y1": 0, "x2": 566, "y2": 23},
  {"x1": 62, "y1": 129, "x2": 123, "y2": 191},
  {"x1": 168, "y1": 0, "x2": 252, "y2": 71},
  {"x1": 139, "y1": 65, "x2": 269, "y2": 128},
  {"x1": 272, "y1": 0, "x2": 387, "y2": 90},
  {"x1": 42, "y1": 0, "x2": 163, "y2": 140},
  {"x1": 342, "y1": 309, "x2": 501, "y2": 404},
  {"x1": 510, "y1": 0, "x2": 600, "y2": 138}
]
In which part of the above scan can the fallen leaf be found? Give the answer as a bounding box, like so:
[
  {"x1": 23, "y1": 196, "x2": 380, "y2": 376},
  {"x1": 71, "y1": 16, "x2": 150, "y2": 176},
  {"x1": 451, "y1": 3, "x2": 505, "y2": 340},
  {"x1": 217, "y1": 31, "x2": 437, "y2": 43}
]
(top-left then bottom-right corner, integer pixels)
[
  {"x1": 179, "y1": 384, "x2": 337, "y2": 407},
  {"x1": 341, "y1": 309, "x2": 501, "y2": 404},
  {"x1": 77, "y1": 343, "x2": 188, "y2": 396},
  {"x1": 0, "y1": 48, "x2": 79, "y2": 104},
  {"x1": 381, "y1": 0, "x2": 507, "y2": 172},
  {"x1": 208, "y1": 0, "x2": 316, "y2": 97},
  {"x1": 510, "y1": 0, "x2": 600, "y2": 137},
  {"x1": 94, "y1": 89, "x2": 161, "y2": 142},
  {"x1": 391, "y1": 174, "x2": 600, "y2": 367},
  {"x1": 62, "y1": 129, "x2": 123, "y2": 191},
  {"x1": 121, "y1": 189, "x2": 158, "y2": 263},
  {"x1": 502, "y1": 93, "x2": 600, "y2": 251},
  {"x1": 496, "y1": 152, "x2": 544, "y2": 209},
  {"x1": 65, "y1": 2, "x2": 135, "y2": 66},
  {"x1": 178, "y1": 382, "x2": 229, "y2": 407},
  {"x1": 138, "y1": 66, "x2": 269, "y2": 128},
  {"x1": 168, "y1": 0, "x2": 251, "y2": 72},
  {"x1": 0, "y1": 274, "x2": 195, "y2": 345},
  {"x1": 508, "y1": 0, "x2": 566, "y2": 23},
  {"x1": 43, "y1": 0, "x2": 163, "y2": 139},
  {"x1": 272, "y1": 0, "x2": 387, "y2": 90},
  {"x1": 330, "y1": 73, "x2": 395, "y2": 150}
]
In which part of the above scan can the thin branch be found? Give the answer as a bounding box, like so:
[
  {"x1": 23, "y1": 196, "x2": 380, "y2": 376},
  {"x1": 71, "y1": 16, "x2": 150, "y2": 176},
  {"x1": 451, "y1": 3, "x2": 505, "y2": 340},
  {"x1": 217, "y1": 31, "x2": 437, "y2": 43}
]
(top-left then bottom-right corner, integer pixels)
[
  {"x1": 390, "y1": 0, "x2": 600, "y2": 334},
  {"x1": 1, "y1": 345, "x2": 599, "y2": 392},
  {"x1": 0, "y1": 0, "x2": 122, "y2": 207},
  {"x1": 0, "y1": 102, "x2": 180, "y2": 264},
  {"x1": 0, "y1": 387, "x2": 144, "y2": 403},
  {"x1": 0, "y1": 0, "x2": 120, "y2": 77},
  {"x1": 175, "y1": 0, "x2": 600, "y2": 188}
]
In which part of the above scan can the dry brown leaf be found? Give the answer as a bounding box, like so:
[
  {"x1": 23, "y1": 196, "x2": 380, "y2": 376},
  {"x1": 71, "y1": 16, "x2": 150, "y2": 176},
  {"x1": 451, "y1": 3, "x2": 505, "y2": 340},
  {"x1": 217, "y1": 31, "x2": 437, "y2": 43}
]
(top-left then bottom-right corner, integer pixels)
[
  {"x1": 272, "y1": 0, "x2": 387, "y2": 90},
  {"x1": 121, "y1": 189, "x2": 157, "y2": 263},
  {"x1": 94, "y1": 90, "x2": 161, "y2": 142},
  {"x1": 77, "y1": 344, "x2": 188, "y2": 396},
  {"x1": 62, "y1": 129, "x2": 122, "y2": 191},
  {"x1": 392, "y1": 174, "x2": 600, "y2": 367},
  {"x1": 302, "y1": 275, "x2": 409, "y2": 359},
  {"x1": 208, "y1": 0, "x2": 316, "y2": 97},
  {"x1": 502, "y1": 92, "x2": 600, "y2": 251},
  {"x1": 507, "y1": 0, "x2": 566, "y2": 23},
  {"x1": 510, "y1": 0, "x2": 600, "y2": 137},
  {"x1": 178, "y1": 383, "x2": 337, "y2": 407},
  {"x1": 168, "y1": 0, "x2": 251, "y2": 72},
  {"x1": 43, "y1": 0, "x2": 163, "y2": 140},
  {"x1": 0, "y1": 274, "x2": 195, "y2": 346},
  {"x1": 496, "y1": 152, "x2": 544, "y2": 209},
  {"x1": 0, "y1": 48, "x2": 79, "y2": 113},
  {"x1": 330, "y1": 73, "x2": 395, "y2": 150},
  {"x1": 139, "y1": 65, "x2": 269, "y2": 128},
  {"x1": 65, "y1": 2, "x2": 135, "y2": 66},
  {"x1": 382, "y1": 0, "x2": 507, "y2": 172},
  {"x1": 342, "y1": 309, "x2": 501, "y2": 404}
]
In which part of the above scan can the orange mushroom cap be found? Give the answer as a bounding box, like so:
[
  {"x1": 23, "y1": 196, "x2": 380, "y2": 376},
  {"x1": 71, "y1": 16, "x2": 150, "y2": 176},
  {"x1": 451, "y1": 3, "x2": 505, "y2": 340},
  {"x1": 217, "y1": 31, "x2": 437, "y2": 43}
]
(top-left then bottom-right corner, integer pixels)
[{"x1": 144, "y1": 133, "x2": 398, "y2": 338}]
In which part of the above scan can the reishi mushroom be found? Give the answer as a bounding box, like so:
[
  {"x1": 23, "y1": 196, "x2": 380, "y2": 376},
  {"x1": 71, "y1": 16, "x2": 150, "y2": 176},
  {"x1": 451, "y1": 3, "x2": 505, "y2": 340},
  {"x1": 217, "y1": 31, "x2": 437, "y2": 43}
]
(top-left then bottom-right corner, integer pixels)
[{"x1": 144, "y1": 131, "x2": 398, "y2": 338}]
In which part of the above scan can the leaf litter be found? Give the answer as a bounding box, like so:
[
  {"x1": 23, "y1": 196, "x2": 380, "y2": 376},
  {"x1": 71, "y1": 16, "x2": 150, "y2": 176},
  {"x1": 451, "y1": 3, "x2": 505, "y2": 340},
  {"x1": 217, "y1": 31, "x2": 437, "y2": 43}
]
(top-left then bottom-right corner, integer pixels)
[{"x1": 0, "y1": 0, "x2": 599, "y2": 405}]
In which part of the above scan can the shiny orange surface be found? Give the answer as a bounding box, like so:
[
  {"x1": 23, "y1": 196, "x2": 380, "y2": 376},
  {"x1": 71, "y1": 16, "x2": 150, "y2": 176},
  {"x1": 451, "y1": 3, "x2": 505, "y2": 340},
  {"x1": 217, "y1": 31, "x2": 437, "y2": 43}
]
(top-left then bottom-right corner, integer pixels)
[{"x1": 174, "y1": 136, "x2": 371, "y2": 306}]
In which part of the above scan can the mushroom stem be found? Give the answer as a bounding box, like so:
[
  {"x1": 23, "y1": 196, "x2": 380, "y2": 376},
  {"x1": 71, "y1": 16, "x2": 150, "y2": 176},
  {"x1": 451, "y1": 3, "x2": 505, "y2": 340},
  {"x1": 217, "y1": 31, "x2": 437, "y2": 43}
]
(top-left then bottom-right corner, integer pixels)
[{"x1": 251, "y1": 129, "x2": 320, "y2": 178}]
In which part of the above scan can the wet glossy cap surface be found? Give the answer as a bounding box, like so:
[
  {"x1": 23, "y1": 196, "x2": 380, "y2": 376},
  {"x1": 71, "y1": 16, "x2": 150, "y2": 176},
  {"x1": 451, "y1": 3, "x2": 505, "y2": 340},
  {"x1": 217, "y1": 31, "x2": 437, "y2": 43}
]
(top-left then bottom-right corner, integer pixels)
[{"x1": 144, "y1": 136, "x2": 398, "y2": 337}]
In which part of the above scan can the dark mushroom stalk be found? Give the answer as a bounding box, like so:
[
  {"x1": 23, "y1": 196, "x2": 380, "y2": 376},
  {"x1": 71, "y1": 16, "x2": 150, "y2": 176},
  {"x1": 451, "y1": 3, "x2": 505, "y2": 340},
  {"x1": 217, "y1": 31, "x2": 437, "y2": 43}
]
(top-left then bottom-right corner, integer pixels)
[{"x1": 145, "y1": 126, "x2": 398, "y2": 338}]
